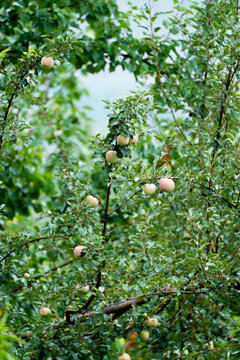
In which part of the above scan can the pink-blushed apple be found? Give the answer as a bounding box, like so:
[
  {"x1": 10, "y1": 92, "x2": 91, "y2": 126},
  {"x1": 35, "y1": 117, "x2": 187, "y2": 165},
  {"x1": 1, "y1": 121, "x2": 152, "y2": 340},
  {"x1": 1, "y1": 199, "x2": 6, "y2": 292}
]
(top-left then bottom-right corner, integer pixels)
[
  {"x1": 81, "y1": 284, "x2": 90, "y2": 293},
  {"x1": 118, "y1": 354, "x2": 131, "y2": 360},
  {"x1": 24, "y1": 272, "x2": 31, "y2": 278},
  {"x1": 73, "y1": 245, "x2": 87, "y2": 257},
  {"x1": 39, "y1": 307, "x2": 51, "y2": 316},
  {"x1": 140, "y1": 330, "x2": 149, "y2": 341},
  {"x1": 143, "y1": 183, "x2": 156, "y2": 195},
  {"x1": 158, "y1": 178, "x2": 175, "y2": 192},
  {"x1": 129, "y1": 134, "x2": 139, "y2": 145},
  {"x1": 106, "y1": 150, "x2": 118, "y2": 164},
  {"x1": 117, "y1": 135, "x2": 129, "y2": 146},
  {"x1": 145, "y1": 317, "x2": 159, "y2": 327},
  {"x1": 85, "y1": 195, "x2": 99, "y2": 207},
  {"x1": 41, "y1": 57, "x2": 54, "y2": 68}
]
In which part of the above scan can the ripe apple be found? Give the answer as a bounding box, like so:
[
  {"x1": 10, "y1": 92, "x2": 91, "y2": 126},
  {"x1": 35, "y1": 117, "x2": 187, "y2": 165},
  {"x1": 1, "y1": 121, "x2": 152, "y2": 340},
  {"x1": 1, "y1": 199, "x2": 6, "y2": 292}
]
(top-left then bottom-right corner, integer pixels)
[
  {"x1": 73, "y1": 245, "x2": 87, "y2": 257},
  {"x1": 158, "y1": 178, "x2": 175, "y2": 192},
  {"x1": 23, "y1": 272, "x2": 31, "y2": 278},
  {"x1": 140, "y1": 330, "x2": 149, "y2": 341},
  {"x1": 117, "y1": 135, "x2": 129, "y2": 146},
  {"x1": 39, "y1": 307, "x2": 51, "y2": 316},
  {"x1": 41, "y1": 57, "x2": 54, "y2": 69},
  {"x1": 106, "y1": 150, "x2": 118, "y2": 163},
  {"x1": 145, "y1": 317, "x2": 159, "y2": 327},
  {"x1": 143, "y1": 183, "x2": 156, "y2": 195},
  {"x1": 118, "y1": 354, "x2": 131, "y2": 360},
  {"x1": 129, "y1": 134, "x2": 138, "y2": 145},
  {"x1": 85, "y1": 195, "x2": 99, "y2": 207},
  {"x1": 81, "y1": 284, "x2": 90, "y2": 293}
]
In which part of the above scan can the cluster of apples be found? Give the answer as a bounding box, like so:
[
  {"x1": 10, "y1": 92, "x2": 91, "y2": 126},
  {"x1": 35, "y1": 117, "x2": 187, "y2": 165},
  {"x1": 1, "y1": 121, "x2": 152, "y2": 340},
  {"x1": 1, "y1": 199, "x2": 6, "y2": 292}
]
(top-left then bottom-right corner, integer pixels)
[
  {"x1": 117, "y1": 318, "x2": 158, "y2": 359},
  {"x1": 106, "y1": 133, "x2": 138, "y2": 164},
  {"x1": 143, "y1": 177, "x2": 175, "y2": 194}
]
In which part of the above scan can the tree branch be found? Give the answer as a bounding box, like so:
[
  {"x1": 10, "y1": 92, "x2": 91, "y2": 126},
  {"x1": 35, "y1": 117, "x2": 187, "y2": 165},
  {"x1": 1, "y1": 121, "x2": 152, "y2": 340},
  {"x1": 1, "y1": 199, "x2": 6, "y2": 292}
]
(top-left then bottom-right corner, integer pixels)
[
  {"x1": 66, "y1": 177, "x2": 112, "y2": 322},
  {"x1": 0, "y1": 59, "x2": 41, "y2": 152},
  {"x1": 107, "y1": 189, "x2": 141, "y2": 216},
  {"x1": 148, "y1": 0, "x2": 192, "y2": 145},
  {"x1": 181, "y1": 342, "x2": 240, "y2": 359},
  {"x1": 1, "y1": 235, "x2": 70, "y2": 262}
]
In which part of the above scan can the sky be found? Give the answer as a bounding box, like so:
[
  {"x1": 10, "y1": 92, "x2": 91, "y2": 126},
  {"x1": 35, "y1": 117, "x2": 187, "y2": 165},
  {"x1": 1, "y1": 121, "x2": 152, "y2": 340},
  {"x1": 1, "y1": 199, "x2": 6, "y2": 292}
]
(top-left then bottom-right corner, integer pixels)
[{"x1": 78, "y1": 0, "x2": 183, "y2": 133}]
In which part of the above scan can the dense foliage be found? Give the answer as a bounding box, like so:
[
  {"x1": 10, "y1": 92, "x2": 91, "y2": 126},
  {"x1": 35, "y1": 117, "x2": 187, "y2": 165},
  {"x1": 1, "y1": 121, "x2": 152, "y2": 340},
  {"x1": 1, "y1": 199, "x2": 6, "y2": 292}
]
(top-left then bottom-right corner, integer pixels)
[{"x1": 1, "y1": 0, "x2": 240, "y2": 359}]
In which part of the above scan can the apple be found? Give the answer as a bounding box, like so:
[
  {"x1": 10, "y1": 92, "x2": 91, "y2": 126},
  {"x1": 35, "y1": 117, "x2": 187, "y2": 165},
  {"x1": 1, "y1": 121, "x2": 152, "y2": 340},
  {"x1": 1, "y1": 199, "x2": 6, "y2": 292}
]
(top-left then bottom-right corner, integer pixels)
[
  {"x1": 23, "y1": 272, "x2": 31, "y2": 278},
  {"x1": 81, "y1": 284, "x2": 90, "y2": 293},
  {"x1": 143, "y1": 183, "x2": 156, "y2": 195},
  {"x1": 85, "y1": 195, "x2": 99, "y2": 207},
  {"x1": 106, "y1": 150, "x2": 118, "y2": 163},
  {"x1": 158, "y1": 178, "x2": 175, "y2": 192},
  {"x1": 140, "y1": 330, "x2": 149, "y2": 341},
  {"x1": 117, "y1": 338, "x2": 126, "y2": 346},
  {"x1": 118, "y1": 354, "x2": 131, "y2": 360},
  {"x1": 145, "y1": 317, "x2": 159, "y2": 327},
  {"x1": 73, "y1": 245, "x2": 87, "y2": 257},
  {"x1": 129, "y1": 134, "x2": 138, "y2": 145},
  {"x1": 39, "y1": 307, "x2": 51, "y2": 316},
  {"x1": 41, "y1": 57, "x2": 54, "y2": 69},
  {"x1": 117, "y1": 135, "x2": 129, "y2": 146}
]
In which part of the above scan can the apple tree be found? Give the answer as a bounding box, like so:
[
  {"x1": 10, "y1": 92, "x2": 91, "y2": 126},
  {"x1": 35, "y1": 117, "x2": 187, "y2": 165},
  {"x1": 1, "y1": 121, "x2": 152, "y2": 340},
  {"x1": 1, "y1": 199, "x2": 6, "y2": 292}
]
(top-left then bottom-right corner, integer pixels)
[{"x1": 1, "y1": 0, "x2": 240, "y2": 359}]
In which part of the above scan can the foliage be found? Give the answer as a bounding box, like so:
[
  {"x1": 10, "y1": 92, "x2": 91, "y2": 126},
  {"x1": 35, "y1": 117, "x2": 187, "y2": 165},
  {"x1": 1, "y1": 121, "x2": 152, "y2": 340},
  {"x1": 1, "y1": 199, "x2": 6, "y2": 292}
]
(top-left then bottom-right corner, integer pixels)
[{"x1": 1, "y1": 0, "x2": 240, "y2": 359}]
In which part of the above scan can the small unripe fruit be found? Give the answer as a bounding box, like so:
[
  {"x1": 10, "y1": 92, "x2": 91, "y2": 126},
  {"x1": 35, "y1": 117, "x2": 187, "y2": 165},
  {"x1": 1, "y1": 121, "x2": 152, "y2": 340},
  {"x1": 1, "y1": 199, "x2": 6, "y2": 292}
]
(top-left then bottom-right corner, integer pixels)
[
  {"x1": 118, "y1": 354, "x2": 131, "y2": 360},
  {"x1": 129, "y1": 134, "x2": 138, "y2": 145},
  {"x1": 117, "y1": 338, "x2": 126, "y2": 346},
  {"x1": 81, "y1": 284, "x2": 90, "y2": 293},
  {"x1": 158, "y1": 178, "x2": 175, "y2": 192},
  {"x1": 117, "y1": 135, "x2": 129, "y2": 146},
  {"x1": 39, "y1": 307, "x2": 51, "y2": 316},
  {"x1": 143, "y1": 183, "x2": 156, "y2": 195},
  {"x1": 73, "y1": 245, "x2": 87, "y2": 257},
  {"x1": 41, "y1": 57, "x2": 54, "y2": 69},
  {"x1": 85, "y1": 195, "x2": 99, "y2": 207},
  {"x1": 106, "y1": 150, "x2": 118, "y2": 164},
  {"x1": 24, "y1": 272, "x2": 31, "y2": 278},
  {"x1": 145, "y1": 317, "x2": 159, "y2": 327},
  {"x1": 140, "y1": 330, "x2": 149, "y2": 341}
]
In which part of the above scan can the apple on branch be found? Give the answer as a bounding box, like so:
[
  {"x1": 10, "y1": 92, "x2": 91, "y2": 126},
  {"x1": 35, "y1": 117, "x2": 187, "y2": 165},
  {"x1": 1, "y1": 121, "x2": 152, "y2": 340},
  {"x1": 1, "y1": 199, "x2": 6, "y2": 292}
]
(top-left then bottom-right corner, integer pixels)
[
  {"x1": 23, "y1": 272, "x2": 31, "y2": 278},
  {"x1": 140, "y1": 330, "x2": 149, "y2": 341},
  {"x1": 158, "y1": 178, "x2": 175, "y2": 192},
  {"x1": 118, "y1": 354, "x2": 131, "y2": 360},
  {"x1": 41, "y1": 57, "x2": 54, "y2": 69},
  {"x1": 85, "y1": 195, "x2": 99, "y2": 207},
  {"x1": 39, "y1": 307, "x2": 51, "y2": 316},
  {"x1": 117, "y1": 135, "x2": 129, "y2": 146},
  {"x1": 145, "y1": 317, "x2": 159, "y2": 327},
  {"x1": 73, "y1": 245, "x2": 87, "y2": 257},
  {"x1": 106, "y1": 150, "x2": 118, "y2": 164},
  {"x1": 129, "y1": 134, "x2": 138, "y2": 145},
  {"x1": 143, "y1": 183, "x2": 156, "y2": 195}
]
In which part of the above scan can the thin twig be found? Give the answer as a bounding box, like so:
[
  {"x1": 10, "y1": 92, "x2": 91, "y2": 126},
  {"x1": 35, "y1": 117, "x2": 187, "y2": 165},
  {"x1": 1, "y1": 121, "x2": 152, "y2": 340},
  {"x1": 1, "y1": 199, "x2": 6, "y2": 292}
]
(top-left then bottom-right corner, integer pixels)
[
  {"x1": 110, "y1": 176, "x2": 179, "y2": 183},
  {"x1": 148, "y1": 0, "x2": 192, "y2": 145},
  {"x1": 105, "y1": 216, "x2": 147, "y2": 236},
  {"x1": 107, "y1": 189, "x2": 141, "y2": 216},
  {"x1": 1, "y1": 235, "x2": 70, "y2": 262},
  {"x1": 181, "y1": 342, "x2": 240, "y2": 359}
]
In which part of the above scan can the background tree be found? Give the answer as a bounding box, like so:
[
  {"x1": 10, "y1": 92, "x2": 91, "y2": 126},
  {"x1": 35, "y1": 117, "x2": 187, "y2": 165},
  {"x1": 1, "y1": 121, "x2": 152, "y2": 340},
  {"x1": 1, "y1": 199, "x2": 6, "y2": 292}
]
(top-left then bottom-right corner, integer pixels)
[{"x1": 1, "y1": 0, "x2": 240, "y2": 359}]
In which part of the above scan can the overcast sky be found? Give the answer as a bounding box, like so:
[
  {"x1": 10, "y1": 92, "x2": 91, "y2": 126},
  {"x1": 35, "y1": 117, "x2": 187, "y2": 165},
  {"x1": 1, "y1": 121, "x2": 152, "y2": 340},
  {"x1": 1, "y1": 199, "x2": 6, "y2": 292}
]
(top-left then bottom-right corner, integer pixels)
[{"x1": 78, "y1": 0, "x2": 183, "y2": 133}]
